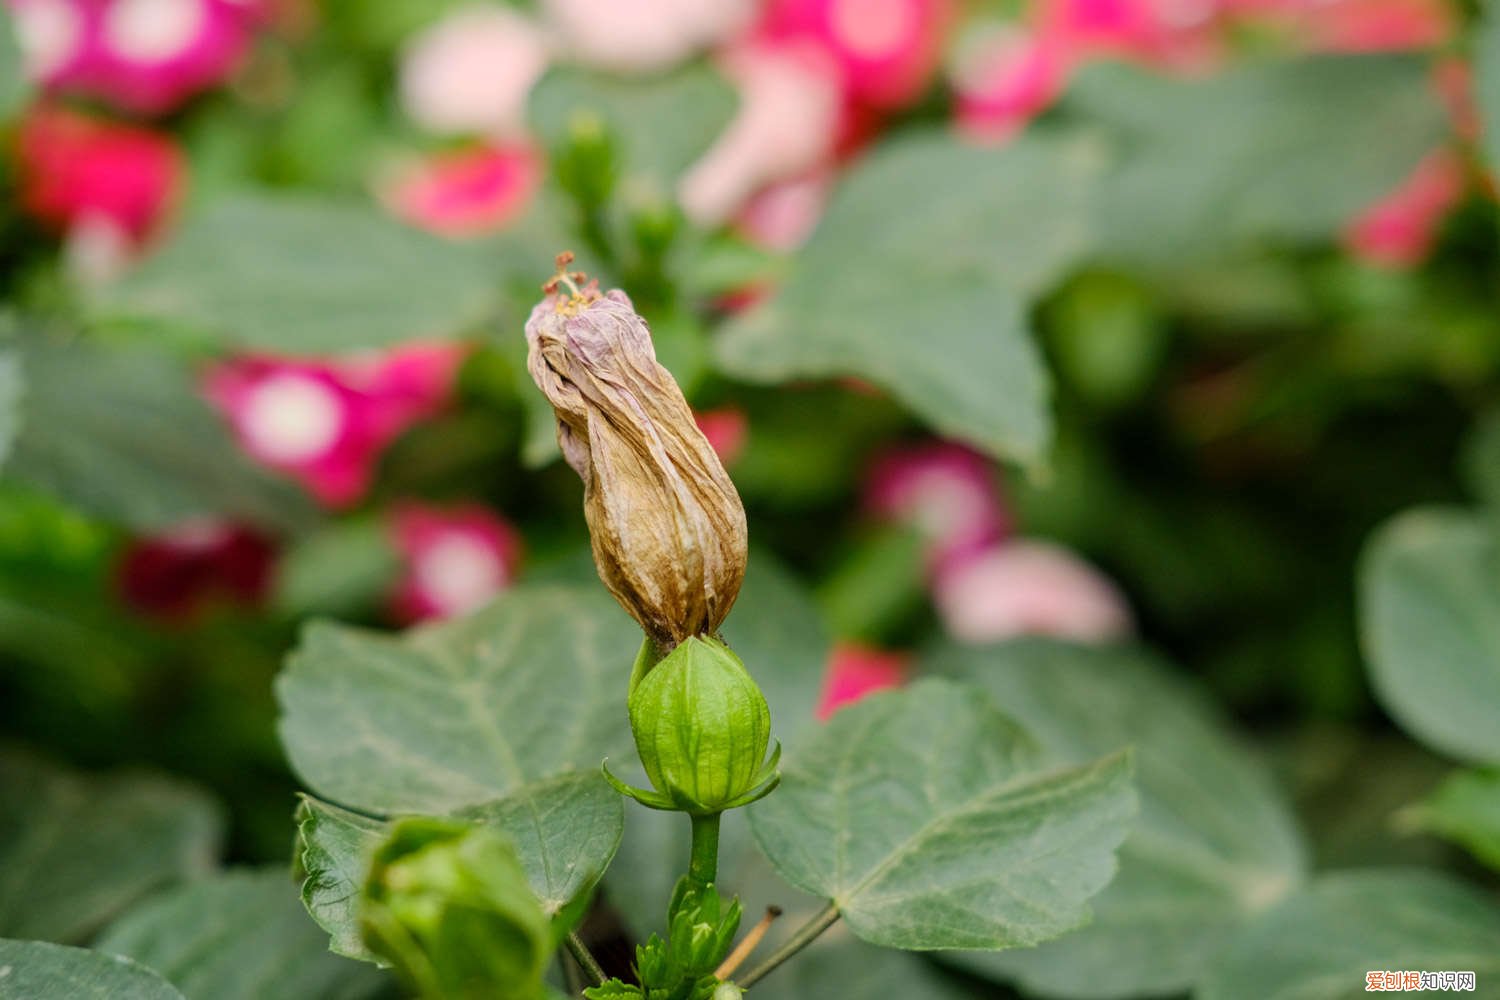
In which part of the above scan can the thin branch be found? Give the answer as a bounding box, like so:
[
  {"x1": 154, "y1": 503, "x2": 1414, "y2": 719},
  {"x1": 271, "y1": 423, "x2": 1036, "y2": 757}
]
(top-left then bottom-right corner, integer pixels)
[
  {"x1": 735, "y1": 904, "x2": 840, "y2": 989},
  {"x1": 565, "y1": 931, "x2": 607, "y2": 987}
]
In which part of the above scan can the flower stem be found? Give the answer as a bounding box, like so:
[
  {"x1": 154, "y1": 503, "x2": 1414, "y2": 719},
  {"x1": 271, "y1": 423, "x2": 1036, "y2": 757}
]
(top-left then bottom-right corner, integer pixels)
[
  {"x1": 688, "y1": 812, "x2": 722, "y2": 888},
  {"x1": 735, "y1": 904, "x2": 841, "y2": 989},
  {"x1": 565, "y1": 931, "x2": 606, "y2": 987}
]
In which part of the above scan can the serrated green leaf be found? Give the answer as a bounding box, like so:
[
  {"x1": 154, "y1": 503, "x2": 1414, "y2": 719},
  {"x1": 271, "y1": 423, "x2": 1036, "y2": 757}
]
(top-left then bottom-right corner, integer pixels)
[
  {"x1": 0, "y1": 754, "x2": 222, "y2": 944},
  {"x1": 277, "y1": 583, "x2": 637, "y2": 815},
  {"x1": 95, "y1": 195, "x2": 499, "y2": 352},
  {"x1": 1405, "y1": 767, "x2": 1500, "y2": 871},
  {"x1": 717, "y1": 129, "x2": 1103, "y2": 467},
  {"x1": 96, "y1": 869, "x2": 387, "y2": 1000},
  {"x1": 928, "y1": 640, "x2": 1307, "y2": 999},
  {"x1": 1360, "y1": 507, "x2": 1500, "y2": 764},
  {"x1": 1198, "y1": 870, "x2": 1500, "y2": 1000},
  {"x1": 748, "y1": 678, "x2": 1136, "y2": 951},
  {"x1": 0, "y1": 939, "x2": 185, "y2": 999},
  {"x1": 3, "y1": 336, "x2": 314, "y2": 531},
  {"x1": 1075, "y1": 55, "x2": 1446, "y2": 267},
  {"x1": 298, "y1": 773, "x2": 623, "y2": 963}
]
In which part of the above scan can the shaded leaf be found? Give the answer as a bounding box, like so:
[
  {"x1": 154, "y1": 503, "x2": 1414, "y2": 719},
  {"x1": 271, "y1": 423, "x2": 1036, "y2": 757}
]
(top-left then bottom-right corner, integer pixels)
[
  {"x1": 748, "y1": 679, "x2": 1136, "y2": 951},
  {"x1": 745, "y1": 929, "x2": 975, "y2": 1000},
  {"x1": 278, "y1": 583, "x2": 637, "y2": 814},
  {"x1": 0, "y1": 10, "x2": 28, "y2": 119},
  {"x1": 0, "y1": 348, "x2": 21, "y2": 471},
  {"x1": 1360, "y1": 507, "x2": 1500, "y2": 764},
  {"x1": 96, "y1": 195, "x2": 499, "y2": 352},
  {"x1": 0, "y1": 939, "x2": 184, "y2": 999},
  {"x1": 0, "y1": 754, "x2": 222, "y2": 944},
  {"x1": 931, "y1": 640, "x2": 1306, "y2": 999},
  {"x1": 96, "y1": 869, "x2": 387, "y2": 1000},
  {"x1": 1198, "y1": 870, "x2": 1500, "y2": 1000},
  {"x1": 1477, "y1": 5, "x2": 1500, "y2": 176},
  {"x1": 717, "y1": 130, "x2": 1103, "y2": 467},
  {"x1": 1404, "y1": 767, "x2": 1500, "y2": 871}
]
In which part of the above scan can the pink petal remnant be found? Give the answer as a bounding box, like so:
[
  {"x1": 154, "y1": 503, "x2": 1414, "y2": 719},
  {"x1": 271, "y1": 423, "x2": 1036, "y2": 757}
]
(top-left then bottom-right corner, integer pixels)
[
  {"x1": 398, "y1": 4, "x2": 549, "y2": 137},
  {"x1": 381, "y1": 144, "x2": 542, "y2": 238},
  {"x1": 816, "y1": 643, "x2": 910, "y2": 719},
  {"x1": 735, "y1": 169, "x2": 832, "y2": 251},
  {"x1": 932, "y1": 539, "x2": 1133, "y2": 644},
  {"x1": 950, "y1": 24, "x2": 1070, "y2": 144},
  {"x1": 9, "y1": 0, "x2": 258, "y2": 114},
  {"x1": 679, "y1": 40, "x2": 844, "y2": 227},
  {"x1": 389, "y1": 503, "x2": 524, "y2": 623},
  {"x1": 864, "y1": 441, "x2": 1010, "y2": 578},
  {"x1": 694, "y1": 407, "x2": 750, "y2": 466},
  {"x1": 205, "y1": 343, "x2": 466, "y2": 509},
  {"x1": 1222, "y1": 0, "x2": 1454, "y2": 52},
  {"x1": 115, "y1": 518, "x2": 276, "y2": 622},
  {"x1": 16, "y1": 104, "x2": 184, "y2": 242},
  {"x1": 1344, "y1": 148, "x2": 1465, "y2": 269},
  {"x1": 543, "y1": 0, "x2": 757, "y2": 73}
]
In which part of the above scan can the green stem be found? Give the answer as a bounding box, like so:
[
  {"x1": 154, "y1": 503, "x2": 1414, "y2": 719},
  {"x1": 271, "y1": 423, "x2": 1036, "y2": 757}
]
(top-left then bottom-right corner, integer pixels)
[
  {"x1": 688, "y1": 812, "x2": 722, "y2": 888},
  {"x1": 735, "y1": 904, "x2": 840, "y2": 989},
  {"x1": 565, "y1": 931, "x2": 607, "y2": 987},
  {"x1": 560, "y1": 953, "x2": 584, "y2": 995}
]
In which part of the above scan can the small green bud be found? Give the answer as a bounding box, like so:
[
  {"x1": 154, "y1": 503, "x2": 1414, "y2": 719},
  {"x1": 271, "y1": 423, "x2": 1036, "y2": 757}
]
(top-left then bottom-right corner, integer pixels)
[
  {"x1": 609, "y1": 636, "x2": 779, "y2": 814},
  {"x1": 359, "y1": 818, "x2": 551, "y2": 1000},
  {"x1": 713, "y1": 984, "x2": 745, "y2": 1000}
]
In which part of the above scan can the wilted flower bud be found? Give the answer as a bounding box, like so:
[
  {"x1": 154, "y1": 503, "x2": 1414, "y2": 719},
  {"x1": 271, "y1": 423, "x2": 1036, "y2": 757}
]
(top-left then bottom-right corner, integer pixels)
[
  {"x1": 360, "y1": 818, "x2": 552, "y2": 1000},
  {"x1": 608, "y1": 636, "x2": 778, "y2": 814},
  {"x1": 526, "y1": 263, "x2": 748, "y2": 649}
]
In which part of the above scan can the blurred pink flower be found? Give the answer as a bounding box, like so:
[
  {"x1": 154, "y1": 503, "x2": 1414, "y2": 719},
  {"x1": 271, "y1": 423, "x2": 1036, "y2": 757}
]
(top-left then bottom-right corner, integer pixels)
[
  {"x1": 389, "y1": 503, "x2": 523, "y2": 622},
  {"x1": 694, "y1": 407, "x2": 750, "y2": 465},
  {"x1": 736, "y1": 169, "x2": 831, "y2": 250},
  {"x1": 816, "y1": 643, "x2": 909, "y2": 719},
  {"x1": 864, "y1": 441, "x2": 1010, "y2": 578},
  {"x1": 759, "y1": 0, "x2": 954, "y2": 110},
  {"x1": 9, "y1": 0, "x2": 257, "y2": 114},
  {"x1": 1036, "y1": 0, "x2": 1222, "y2": 67},
  {"x1": 1344, "y1": 149, "x2": 1464, "y2": 268},
  {"x1": 679, "y1": 40, "x2": 844, "y2": 227},
  {"x1": 932, "y1": 539, "x2": 1132, "y2": 644},
  {"x1": 16, "y1": 105, "x2": 183, "y2": 280},
  {"x1": 205, "y1": 343, "x2": 466, "y2": 508},
  {"x1": 115, "y1": 519, "x2": 275, "y2": 622},
  {"x1": 398, "y1": 5, "x2": 548, "y2": 137},
  {"x1": 380, "y1": 144, "x2": 542, "y2": 238},
  {"x1": 543, "y1": 0, "x2": 756, "y2": 73},
  {"x1": 950, "y1": 25, "x2": 1070, "y2": 144}
]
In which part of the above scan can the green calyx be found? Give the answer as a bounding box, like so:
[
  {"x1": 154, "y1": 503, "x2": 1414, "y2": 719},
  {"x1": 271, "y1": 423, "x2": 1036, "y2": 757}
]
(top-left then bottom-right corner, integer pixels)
[
  {"x1": 359, "y1": 817, "x2": 551, "y2": 1000},
  {"x1": 607, "y1": 635, "x2": 780, "y2": 815},
  {"x1": 584, "y1": 879, "x2": 742, "y2": 1000}
]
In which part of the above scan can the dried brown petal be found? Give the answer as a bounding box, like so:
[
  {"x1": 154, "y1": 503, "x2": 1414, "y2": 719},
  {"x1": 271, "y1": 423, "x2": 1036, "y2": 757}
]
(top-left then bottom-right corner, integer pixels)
[{"x1": 525, "y1": 284, "x2": 747, "y2": 648}]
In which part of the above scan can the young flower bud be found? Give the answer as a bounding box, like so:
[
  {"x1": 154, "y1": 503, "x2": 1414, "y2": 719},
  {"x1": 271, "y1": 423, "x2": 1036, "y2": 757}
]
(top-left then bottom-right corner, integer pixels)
[
  {"x1": 525, "y1": 268, "x2": 748, "y2": 649},
  {"x1": 360, "y1": 818, "x2": 552, "y2": 1000},
  {"x1": 608, "y1": 636, "x2": 779, "y2": 814}
]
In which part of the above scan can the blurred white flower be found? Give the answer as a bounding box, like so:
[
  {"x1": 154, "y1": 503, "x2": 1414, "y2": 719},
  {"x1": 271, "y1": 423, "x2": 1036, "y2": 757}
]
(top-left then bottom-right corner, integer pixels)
[
  {"x1": 679, "y1": 41, "x2": 843, "y2": 227},
  {"x1": 399, "y1": 5, "x2": 549, "y2": 137},
  {"x1": 543, "y1": 0, "x2": 756, "y2": 73},
  {"x1": 933, "y1": 540, "x2": 1133, "y2": 644}
]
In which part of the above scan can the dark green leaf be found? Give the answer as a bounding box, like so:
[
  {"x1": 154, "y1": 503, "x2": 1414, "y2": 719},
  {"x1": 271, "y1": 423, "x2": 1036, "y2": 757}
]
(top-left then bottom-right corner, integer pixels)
[
  {"x1": 278, "y1": 583, "x2": 637, "y2": 814},
  {"x1": 0, "y1": 754, "x2": 222, "y2": 944},
  {"x1": 1360, "y1": 507, "x2": 1500, "y2": 764},
  {"x1": 96, "y1": 869, "x2": 388, "y2": 1000},
  {"x1": 1074, "y1": 55, "x2": 1446, "y2": 266},
  {"x1": 1198, "y1": 870, "x2": 1500, "y2": 1000},
  {"x1": 0, "y1": 939, "x2": 184, "y2": 999},
  {"x1": 748, "y1": 679, "x2": 1136, "y2": 951},
  {"x1": 717, "y1": 129, "x2": 1103, "y2": 467},
  {"x1": 272, "y1": 517, "x2": 400, "y2": 619},
  {"x1": 928, "y1": 640, "x2": 1307, "y2": 999},
  {"x1": 96, "y1": 195, "x2": 499, "y2": 352}
]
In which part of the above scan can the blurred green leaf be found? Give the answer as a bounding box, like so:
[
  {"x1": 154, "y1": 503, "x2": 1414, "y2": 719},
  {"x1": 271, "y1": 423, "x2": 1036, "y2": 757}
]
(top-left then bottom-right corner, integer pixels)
[
  {"x1": 0, "y1": 10, "x2": 30, "y2": 119},
  {"x1": 717, "y1": 130, "x2": 1103, "y2": 467},
  {"x1": 929, "y1": 640, "x2": 1307, "y2": 999},
  {"x1": 746, "y1": 935, "x2": 976, "y2": 1000},
  {"x1": 528, "y1": 63, "x2": 736, "y2": 190},
  {"x1": 0, "y1": 754, "x2": 222, "y2": 944},
  {"x1": 1461, "y1": 408, "x2": 1500, "y2": 514},
  {"x1": 1477, "y1": 5, "x2": 1500, "y2": 176},
  {"x1": 96, "y1": 869, "x2": 388, "y2": 1000},
  {"x1": 1404, "y1": 767, "x2": 1500, "y2": 871},
  {"x1": 0, "y1": 939, "x2": 185, "y2": 999},
  {"x1": 273, "y1": 517, "x2": 400, "y2": 620},
  {"x1": 4, "y1": 336, "x2": 314, "y2": 531},
  {"x1": 748, "y1": 679, "x2": 1135, "y2": 951},
  {"x1": 1360, "y1": 507, "x2": 1500, "y2": 764},
  {"x1": 0, "y1": 348, "x2": 22, "y2": 471},
  {"x1": 277, "y1": 583, "x2": 637, "y2": 814},
  {"x1": 96, "y1": 195, "x2": 500, "y2": 352},
  {"x1": 297, "y1": 772, "x2": 622, "y2": 962},
  {"x1": 1198, "y1": 870, "x2": 1500, "y2": 1000},
  {"x1": 1075, "y1": 55, "x2": 1446, "y2": 267}
]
